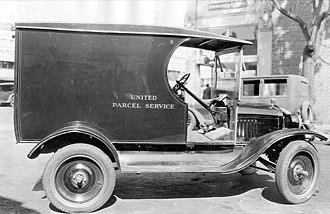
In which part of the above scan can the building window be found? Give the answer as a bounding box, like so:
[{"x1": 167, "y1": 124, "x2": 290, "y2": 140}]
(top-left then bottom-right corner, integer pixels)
[
  {"x1": 0, "y1": 61, "x2": 14, "y2": 69},
  {"x1": 208, "y1": 0, "x2": 248, "y2": 11},
  {"x1": 8, "y1": 62, "x2": 14, "y2": 68}
]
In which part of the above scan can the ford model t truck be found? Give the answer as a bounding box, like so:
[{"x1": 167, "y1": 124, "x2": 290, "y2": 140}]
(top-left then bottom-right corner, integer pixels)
[{"x1": 15, "y1": 23, "x2": 327, "y2": 213}]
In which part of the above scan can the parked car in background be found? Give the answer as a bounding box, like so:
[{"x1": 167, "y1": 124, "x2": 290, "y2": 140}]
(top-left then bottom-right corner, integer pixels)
[
  {"x1": 0, "y1": 82, "x2": 14, "y2": 106},
  {"x1": 241, "y1": 75, "x2": 312, "y2": 124},
  {"x1": 190, "y1": 75, "x2": 310, "y2": 143}
]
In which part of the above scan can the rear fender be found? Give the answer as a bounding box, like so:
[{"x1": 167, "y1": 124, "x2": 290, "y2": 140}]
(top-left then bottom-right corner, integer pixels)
[
  {"x1": 27, "y1": 121, "x2": 120, "y2": 169},
  {"x1": 220, "y1": 129, "x2": 327, "y2": 174}
]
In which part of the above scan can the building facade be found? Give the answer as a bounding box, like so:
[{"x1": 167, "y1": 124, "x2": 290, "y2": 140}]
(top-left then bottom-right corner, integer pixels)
[
  {"x1": 186, "y1": 0, "x2": 330, "y2": 123},
  {"x1": 0, "y1": 23, "x2": 14, "y2": 81}
]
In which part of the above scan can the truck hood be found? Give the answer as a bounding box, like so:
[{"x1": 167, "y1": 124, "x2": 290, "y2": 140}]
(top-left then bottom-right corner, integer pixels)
[{"x1": 238, "y1": 102, "x2": 284, "y2": 116}]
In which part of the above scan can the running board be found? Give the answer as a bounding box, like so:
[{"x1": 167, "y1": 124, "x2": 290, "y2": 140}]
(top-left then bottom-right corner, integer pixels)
[{"x1": 118, "y1": 149, "x2": 242, "y2": 173}]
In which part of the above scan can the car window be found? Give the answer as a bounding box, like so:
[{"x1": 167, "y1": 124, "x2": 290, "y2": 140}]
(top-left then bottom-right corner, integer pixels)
[
  {"x1": 0, "y1": 85, "x2": 13, "y2": 92},
  {"x1": 242, "y1": 80, "x2": 259, "y2": 96},
  {"x1": 262, "y1": 79, "x2": 287, "y2": 96}
]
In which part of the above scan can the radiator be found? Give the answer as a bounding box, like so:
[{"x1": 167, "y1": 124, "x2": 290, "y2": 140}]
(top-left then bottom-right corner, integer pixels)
[{"x1": 237, "y1": 114, "x2": 282, "y2": 141}]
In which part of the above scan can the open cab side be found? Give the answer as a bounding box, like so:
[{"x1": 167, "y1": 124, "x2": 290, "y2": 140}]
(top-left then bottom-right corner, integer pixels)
[{"x1": 118, "y1": 37, "x2": 247, "y2": 173}]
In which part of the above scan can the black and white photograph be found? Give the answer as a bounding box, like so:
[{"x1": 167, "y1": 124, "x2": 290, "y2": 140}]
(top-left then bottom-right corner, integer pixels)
[{"x1": 0, "y1": 0, "x2": 330, "y2": 213}]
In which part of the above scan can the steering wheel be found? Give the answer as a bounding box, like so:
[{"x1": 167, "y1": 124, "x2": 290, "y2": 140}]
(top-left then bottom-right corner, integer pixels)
[{"x1": 172, "y1": 73, "x2": 190, "y2": 93}]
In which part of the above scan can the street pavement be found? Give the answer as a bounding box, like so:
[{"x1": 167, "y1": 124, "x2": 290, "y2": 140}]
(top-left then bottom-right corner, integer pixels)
[{"x1": 0, "y1": 107, "x2": 330, "y2": 214}]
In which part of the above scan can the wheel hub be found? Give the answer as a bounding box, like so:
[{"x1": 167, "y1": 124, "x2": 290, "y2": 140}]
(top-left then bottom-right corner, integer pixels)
[
  {"x1": 288, "y1": 154, "x2": 314, "y2": 195},
  {"x1": 55, "y1": 157, "x2": 104, "y2": 203},
  {"x1": 71, "y1": 170, "x2": 89, "y2": 189},
  {"x1": 293, "y1": 164, "x2": 308, "y2": 180}
]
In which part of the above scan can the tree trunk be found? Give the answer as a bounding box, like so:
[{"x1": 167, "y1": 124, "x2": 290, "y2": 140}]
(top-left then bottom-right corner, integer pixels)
[{"x1": 302, "y1": 49, "x2": 315, "y2": 104}]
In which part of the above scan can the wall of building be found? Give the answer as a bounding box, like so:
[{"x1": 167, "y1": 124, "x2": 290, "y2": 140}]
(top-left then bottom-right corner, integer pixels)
[
  {"x1": 185, "y1": 0, "x2": 270, "y2": 104},
  {"x1": 314, "y1": 23, "x2": 330, "y2": 124},
  {"x1": 188, "y1": 0, "x2": 330, "y2": 124},
  {"x1": 271, "y1": 0, "x2": 330, "y2": 123},
  {"x1": 0, "y1": 1, "x2": 186, "y2": 27},
  {"x1": 0, "y1": 25, "x2": 15, "y2": 81},
  {"x1": 271, "y1": 0, "x2": 313, "y2": 75},
  {"x1": 0, "y1": 29, "x2": 14, "y2": 62},
  {"x1": 186, "y1": 0, "x2": 270, "y2": 77}
]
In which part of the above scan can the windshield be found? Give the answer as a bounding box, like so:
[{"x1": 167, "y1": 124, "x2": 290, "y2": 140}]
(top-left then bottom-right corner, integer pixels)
[
  {"x1": 242, "y1": 78, "x2": 288, "y2": 97},
  {"x1": 243, "y1": 80, "x2": 260, "y2": 96},
  {"x1": 262, "y1": 79, "x2": 287, "y2": 96}
]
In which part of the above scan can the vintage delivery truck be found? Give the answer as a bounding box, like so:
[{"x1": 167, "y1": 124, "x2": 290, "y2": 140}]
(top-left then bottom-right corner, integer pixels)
[{"x1": 14, "y1": 23, "x2": 327, "y2": 213}]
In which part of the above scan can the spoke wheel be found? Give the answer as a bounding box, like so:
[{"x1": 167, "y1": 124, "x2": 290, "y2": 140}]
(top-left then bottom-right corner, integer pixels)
[
  {"x1": 275, "y1": 140, "x2": 319, "y2": 204},
  {"x1": 42, "y1": 144, "x2": 116, "y2": 213},
  {"x1": 187, "y1": 111, "x2": 197, "y2": 131}
]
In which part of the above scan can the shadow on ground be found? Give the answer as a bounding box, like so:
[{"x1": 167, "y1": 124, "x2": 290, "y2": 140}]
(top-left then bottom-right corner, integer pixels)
[
  {"x1": 113, "y1": 172, "x2": 287, "y2": 203},
  {"x1": 0, "y1": 196, "x2": 41, "y2": 214},
  {"x1": 47, "y1": 172, "x2": 288, "y2": 212}
]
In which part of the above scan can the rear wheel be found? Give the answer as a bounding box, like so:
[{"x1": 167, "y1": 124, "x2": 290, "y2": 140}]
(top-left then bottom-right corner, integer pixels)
[
  {"x1": 275, "y1": 140, "x2": 319, "y2": 204},
  {"x1": 42, "y1": 144, "x2": 116, "y2": 213}
]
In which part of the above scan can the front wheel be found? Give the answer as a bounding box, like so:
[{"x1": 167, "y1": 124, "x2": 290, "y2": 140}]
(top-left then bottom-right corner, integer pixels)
[
  {"x1": 42, "y1": 144, "x2": 116, "y2": 213},
  {"x1": 275, "y1": 140, "x2": 319, "y2": 204}
]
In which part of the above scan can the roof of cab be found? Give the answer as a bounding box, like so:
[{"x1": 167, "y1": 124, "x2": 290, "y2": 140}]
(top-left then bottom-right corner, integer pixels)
[{"x1": 15, "y1": 23, "x2": 252, "y2": 52}]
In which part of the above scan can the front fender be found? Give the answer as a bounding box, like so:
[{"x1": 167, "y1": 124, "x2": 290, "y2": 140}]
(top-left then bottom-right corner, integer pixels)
[
  {"x1": 220, "y1": 129, "x2": 327, "y2": 174},
  {"x1": 27, "y1": 121, "x2": 120, "y2": 168}
]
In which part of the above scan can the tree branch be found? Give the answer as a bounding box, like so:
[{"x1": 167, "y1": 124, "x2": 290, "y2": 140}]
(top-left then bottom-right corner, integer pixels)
[
  {"x1": 270, "y1": 0, "x2": 310, "y2": 42},
  {"x1": 315, "y1": 11, "x2": 329, "y2": 28},
  {"x1": 317, "y1": 0, "x2": 324, "y2": 16},
  {"x1": 312, "y1": 0, "x2": 324, "y2": 24},
  {"x1": 312, "y1": 0, "x2": 316, "y2": 13}
]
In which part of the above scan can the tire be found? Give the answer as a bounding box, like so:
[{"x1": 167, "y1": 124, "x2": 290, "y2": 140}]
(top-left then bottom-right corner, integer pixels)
[
  {"x1": 42, "y1": 144, "x2": 116, "y2": 213},
  {"x1": 187, "y1": 111, "x2": 197, "y2": 131},
  {"x1": 239, "y1": 162, "x2": 257, "y2": 175},
  {"x1": 275, "y1": 140, "x2": 319, "y2": 204},
  {"x1": 301, "y1": 101, "x2": 313, "y2": 124},
  {"x1": 9, "y1": 95, "x2": 14, "y2": 107}
]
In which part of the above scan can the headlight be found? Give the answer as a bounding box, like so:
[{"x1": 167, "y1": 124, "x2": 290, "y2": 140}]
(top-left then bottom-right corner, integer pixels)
[{"x1": 284, "y1": 114, "x2": 301, "y2": 128}]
